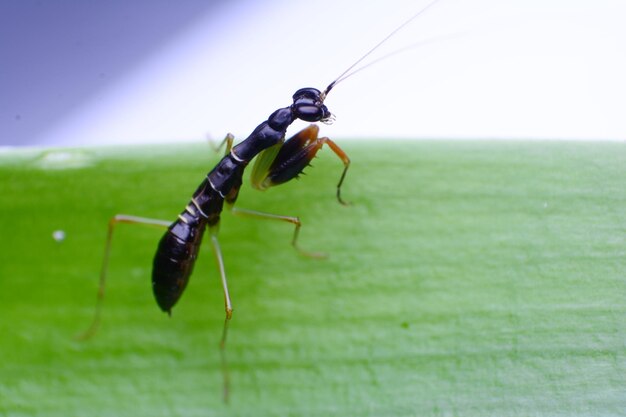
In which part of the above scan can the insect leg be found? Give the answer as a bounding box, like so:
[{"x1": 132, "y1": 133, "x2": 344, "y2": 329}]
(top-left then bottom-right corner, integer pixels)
[
  {"x1": 209, "y1": 224, "x2": 233, "y2": 319},
  {"x1": 208, "y1": 133, "x2": 235, "y2": 156},
  {"x1": 77, "y1": 214, "x2": 171, "y2": 340},
  {"x1": 322, "y1": 138, "x2": 351, "y2": 205},
  {"x1": 208, "y1": 224, "x2": 232, "y2": 402},
  {"x1": 229, "y1": 206, "x2": 326, "y2": 258},
  {"x1": 250, "y1": 124, "x2": 351, "y2": 204}
]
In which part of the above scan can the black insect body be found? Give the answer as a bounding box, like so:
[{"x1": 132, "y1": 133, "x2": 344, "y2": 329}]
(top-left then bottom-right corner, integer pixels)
[
  {"x1": 80, "y1": 88, "x2": 350, "y2": 402},
  {"x1": 79, "y1": 0, "x2": 444, "y2": 402},
  {"x1": 150, "y1": 88, "x2": 347, "y2": 316}
]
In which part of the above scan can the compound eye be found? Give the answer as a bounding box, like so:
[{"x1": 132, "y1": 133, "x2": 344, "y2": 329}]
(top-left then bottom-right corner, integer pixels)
[{"x1": 296, "y1": 105, "x2": 323, "y2": 122}]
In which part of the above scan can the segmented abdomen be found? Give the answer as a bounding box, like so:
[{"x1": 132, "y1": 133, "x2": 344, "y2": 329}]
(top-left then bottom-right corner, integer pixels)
[{"x1": 152, "y1": 215, "x2": 206, "y2": 314}]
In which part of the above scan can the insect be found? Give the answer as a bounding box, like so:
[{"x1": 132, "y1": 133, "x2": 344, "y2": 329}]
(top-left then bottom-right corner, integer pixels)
[{"x1": 79, "y1": 0, "x2": 443, "y2": 402}]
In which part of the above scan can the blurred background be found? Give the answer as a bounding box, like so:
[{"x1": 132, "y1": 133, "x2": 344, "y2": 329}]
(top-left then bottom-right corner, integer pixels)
[{"x1": 1, "y1": 0, "x2": 625, "y2": 148}]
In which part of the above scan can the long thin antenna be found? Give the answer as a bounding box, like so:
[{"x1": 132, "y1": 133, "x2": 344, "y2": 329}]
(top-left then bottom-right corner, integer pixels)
[
  {"x1": 331, "y1": 31, "x2": 466, "y2": 87},
  {"x1": 322, "y1": 0, "x2": 443, "y2": 98}
]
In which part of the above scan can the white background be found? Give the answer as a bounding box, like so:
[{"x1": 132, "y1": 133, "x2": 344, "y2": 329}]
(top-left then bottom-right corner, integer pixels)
[{"x1": 10, "y1": 0, "x2": 626, "y2": 146}]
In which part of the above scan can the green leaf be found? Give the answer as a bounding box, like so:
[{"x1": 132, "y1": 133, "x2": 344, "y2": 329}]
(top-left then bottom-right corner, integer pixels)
[{"x1": 0, "y1": 141, "x2": 624, "y2": 416}]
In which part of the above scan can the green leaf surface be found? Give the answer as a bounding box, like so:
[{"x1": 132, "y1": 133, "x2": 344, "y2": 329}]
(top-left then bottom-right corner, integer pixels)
[{"x1": 0, "y1": 141, "x2": 624, "y2": 416}]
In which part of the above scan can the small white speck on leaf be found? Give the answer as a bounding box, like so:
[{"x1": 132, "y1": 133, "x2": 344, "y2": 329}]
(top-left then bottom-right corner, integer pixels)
[{"x1": 52, "y1": 230, "x2": 66, "y2": 242}]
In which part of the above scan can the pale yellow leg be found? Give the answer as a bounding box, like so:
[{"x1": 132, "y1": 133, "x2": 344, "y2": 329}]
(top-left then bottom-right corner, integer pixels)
[
  {"x1": 209, "y1": 225, "x2": 233, "y2": 403},
  {"x1": 76, "y1": 214, "x2": 171, "y2": 340},
  {"x1": 230, "y1": 207, "x2": 326, "y2": 259},
  {"x1": 208, "y1": 133, "x2": 235, "y2": 156}
]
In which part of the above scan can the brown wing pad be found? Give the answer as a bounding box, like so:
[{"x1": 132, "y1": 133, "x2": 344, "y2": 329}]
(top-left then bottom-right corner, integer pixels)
[
  {"x1": 249, "y1": 124, "x2": 351, "y2": 204},
  {"x1": 266, "y1": 124, "x2": 322, "y2": 186}
]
